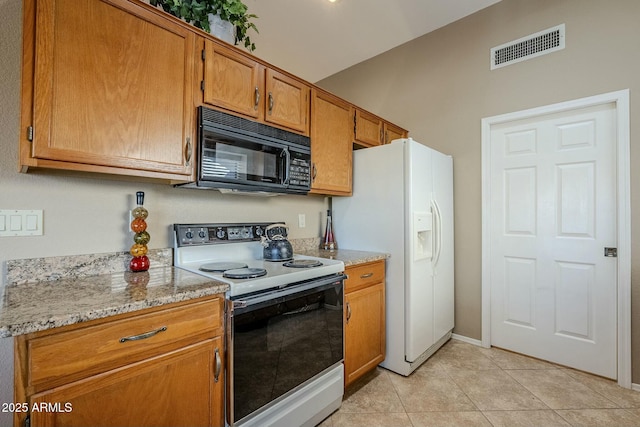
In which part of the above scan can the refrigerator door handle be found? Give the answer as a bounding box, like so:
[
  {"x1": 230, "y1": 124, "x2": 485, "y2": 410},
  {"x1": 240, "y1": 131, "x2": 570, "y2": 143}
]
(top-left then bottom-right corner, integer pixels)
[{"x1": 431, "y1": 199, "x2": 443, "y2": 270}]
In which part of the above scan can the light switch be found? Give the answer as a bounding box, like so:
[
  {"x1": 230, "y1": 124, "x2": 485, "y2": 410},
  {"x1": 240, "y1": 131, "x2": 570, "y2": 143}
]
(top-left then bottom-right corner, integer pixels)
[
  {"x1": 0, "y1": 210, "x2": 43, "y2": 237},
  {"x1": 10, "y1": 215, "x2": 21, "y2": 231}
]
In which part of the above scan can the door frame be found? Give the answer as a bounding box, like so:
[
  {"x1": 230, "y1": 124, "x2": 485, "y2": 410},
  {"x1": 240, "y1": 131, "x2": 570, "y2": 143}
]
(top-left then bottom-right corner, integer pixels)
[{"x1": 481, "y1": 89, "x2": 631, "y2": 388}]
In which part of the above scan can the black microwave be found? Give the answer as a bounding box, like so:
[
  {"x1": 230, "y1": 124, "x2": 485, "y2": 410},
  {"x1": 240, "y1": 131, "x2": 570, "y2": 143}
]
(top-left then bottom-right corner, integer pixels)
[{"x1": 179, "y1": 107, "x2": 312, "y2": 195}]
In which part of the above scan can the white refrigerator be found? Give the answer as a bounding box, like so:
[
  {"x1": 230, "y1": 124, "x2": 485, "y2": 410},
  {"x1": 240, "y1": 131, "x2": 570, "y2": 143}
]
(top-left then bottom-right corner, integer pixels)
[{"x1": 333, "y1": 138, "x2": 454, "y2": 376}]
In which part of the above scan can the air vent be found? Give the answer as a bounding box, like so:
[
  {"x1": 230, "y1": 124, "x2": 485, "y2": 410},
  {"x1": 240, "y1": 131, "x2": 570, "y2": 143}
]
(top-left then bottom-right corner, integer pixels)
[{"x1": 491, "y1": 24, "x2": 565, "y2": 70}]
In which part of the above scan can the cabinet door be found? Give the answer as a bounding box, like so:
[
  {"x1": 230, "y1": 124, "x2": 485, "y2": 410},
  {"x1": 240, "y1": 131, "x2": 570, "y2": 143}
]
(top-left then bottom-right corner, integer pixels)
[
  {"x1": 28, "y1": 0, "x2": 195, "y2": 177},
  {"x1": 202, "y1": 39, "x2": 263, "y2": 120},
  {"x1": 310, "y1": 89, "x2": 353, "y2": 195},
  {"x1": 383, "y1": 122, "x2": 407, "y2": 144},
  {"x1": 354, "y1": 109, "x2": 383, "y2": 147},
  {"x1": 264, "y1": 69, "x2": 310, "y2": 135},
  {"x1": 345, "y1": 282, "x2": 385, "y2": 387},
  {"x1": 30, "y1": 338, "x2": 224, "y2": 427}
]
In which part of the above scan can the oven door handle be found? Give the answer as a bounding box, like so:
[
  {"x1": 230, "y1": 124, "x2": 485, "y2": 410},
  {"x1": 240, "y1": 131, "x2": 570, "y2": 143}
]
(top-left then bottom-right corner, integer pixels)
[{"x1": 232, "y1": 273, "x2": 347, "y2": 313}]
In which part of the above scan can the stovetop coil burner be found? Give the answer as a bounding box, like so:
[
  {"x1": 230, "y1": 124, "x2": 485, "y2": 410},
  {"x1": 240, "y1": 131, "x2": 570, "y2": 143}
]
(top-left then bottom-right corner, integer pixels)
[
  {"x1": 283, "y1": 259, "x2": 323, "y2": 268},
  {"x1": 223, "y1": 267, "x2": 268, "y2": 279},
  {"x1": 200, "y1": 262, "x2": 248, "y2": 272}
]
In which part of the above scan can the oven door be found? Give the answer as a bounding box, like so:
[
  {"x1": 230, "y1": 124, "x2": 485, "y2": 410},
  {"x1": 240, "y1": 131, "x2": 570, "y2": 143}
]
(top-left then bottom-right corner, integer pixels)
[{"x1": 229, "y1": 275, "x2": 345, "y2": 425}]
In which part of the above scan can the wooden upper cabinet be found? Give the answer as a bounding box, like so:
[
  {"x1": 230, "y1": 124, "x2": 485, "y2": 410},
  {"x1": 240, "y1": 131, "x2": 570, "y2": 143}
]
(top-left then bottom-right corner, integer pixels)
[
  {"x1": 22, "y1": 0, "x2": 196, "y2": 180},
  {"x1": 201, "y1": 40, "x2": 310, "y2": 135},
  {"x1": 355, "y1": 108, "x2": 408, "y2": 147},
  {"x1": 384, "y1": 122, "x2": 408, "y2": 144},
  {"x1": 202, "y1": 39, "x2": 263, "y2": 120},
  {"x1": 264, "y1": 69, "x2": 310, "y2": 134},
  {"x1": 310, "y1": 89, "x2": 353, "y2": 196},
  {"x1": 354, "y1": 109, "x2": 384, "y2": 147}
]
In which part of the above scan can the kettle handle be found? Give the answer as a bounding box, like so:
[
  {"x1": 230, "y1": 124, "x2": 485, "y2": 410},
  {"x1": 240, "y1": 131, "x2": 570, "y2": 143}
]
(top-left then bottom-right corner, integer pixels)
[{"x1": 265, "y1": 223, "x2": 288, "y2": 240}]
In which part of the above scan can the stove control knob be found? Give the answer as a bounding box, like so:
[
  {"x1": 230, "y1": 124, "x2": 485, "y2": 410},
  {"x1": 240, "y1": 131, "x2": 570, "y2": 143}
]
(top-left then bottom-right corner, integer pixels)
[
  {"x1": 185, "y1": 230, "x2": 194, "y2": 239},
  {"x1": 254, "y1": 226, "x2": 263, "y2": 237},
  {"x1": 198, "y1": 230, "x2": 206, "y2": 239},
  {"x1": 216, "y1": 228, "x2": 226, "y2": 239}
]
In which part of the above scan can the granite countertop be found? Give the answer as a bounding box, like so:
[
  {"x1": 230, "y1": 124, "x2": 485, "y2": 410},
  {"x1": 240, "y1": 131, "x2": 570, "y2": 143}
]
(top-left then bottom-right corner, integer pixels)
[
  {"x1": 297, "y1": 248, "x2": 389, "y2": 267},
  {"x1": 0, "y1": 250, "x2": 229, "y2": 338}
]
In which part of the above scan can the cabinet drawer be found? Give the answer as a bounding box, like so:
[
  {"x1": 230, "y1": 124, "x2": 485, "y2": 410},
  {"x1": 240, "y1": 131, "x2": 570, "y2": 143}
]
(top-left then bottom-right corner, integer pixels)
[
  {"x1": 345, "y1": 260, "x2": 385, "y2": 293},
  {"x1": 28, "y1": 298, "x2": 223, "y2": 389}
]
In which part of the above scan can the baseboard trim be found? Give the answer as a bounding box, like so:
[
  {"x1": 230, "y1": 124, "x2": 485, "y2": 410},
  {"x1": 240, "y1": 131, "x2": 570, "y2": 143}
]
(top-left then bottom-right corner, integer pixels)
[
  {"x1": 451, "y1": 333, "x2": 483, "y2": 347},
  {"x1": 632, "y1": 383, "x2": 640, "y2": 392}
]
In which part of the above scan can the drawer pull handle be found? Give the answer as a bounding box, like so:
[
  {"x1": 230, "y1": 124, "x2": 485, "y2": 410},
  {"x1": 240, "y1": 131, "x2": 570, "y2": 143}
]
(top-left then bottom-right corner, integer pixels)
[
  {"x1": 119, "y1": 326, "x2": 167, "y2": 343},
  {"x1": 214, "y1": 348, "x2": 222, "y2": 383},
  {"x1": 346, "y1": 302, "x2": 352, "y2": 324},
  {"x1": 360, "y1": 273, "x2": 374, "y2": 279}
]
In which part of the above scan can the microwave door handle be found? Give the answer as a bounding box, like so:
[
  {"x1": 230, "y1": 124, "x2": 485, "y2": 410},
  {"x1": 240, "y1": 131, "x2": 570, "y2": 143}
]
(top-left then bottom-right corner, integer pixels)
[{"x1": 282, "y1": 148, "x2": 291, "y2": 185}]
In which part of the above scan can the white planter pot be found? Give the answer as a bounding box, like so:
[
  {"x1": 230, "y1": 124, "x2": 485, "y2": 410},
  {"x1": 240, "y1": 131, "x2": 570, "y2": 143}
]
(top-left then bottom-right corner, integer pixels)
[{"x1": 208, "y1": 13, "x2": 235, "y2": 45}]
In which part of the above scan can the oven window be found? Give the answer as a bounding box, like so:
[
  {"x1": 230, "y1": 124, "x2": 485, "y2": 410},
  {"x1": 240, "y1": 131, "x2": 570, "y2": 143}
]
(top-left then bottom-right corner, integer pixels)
[
  {"x1": 233, "y1": 282, "x2": 343, "y2": 422},
  {"x1": 201, "y1": 132, "x2": 281, "y2": 184}
]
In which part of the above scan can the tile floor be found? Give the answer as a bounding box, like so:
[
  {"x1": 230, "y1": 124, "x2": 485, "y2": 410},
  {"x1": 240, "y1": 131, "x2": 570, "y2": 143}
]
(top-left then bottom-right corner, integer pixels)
[{"x1": 318, "y1": 339, "x2": 640, "y2": 427}]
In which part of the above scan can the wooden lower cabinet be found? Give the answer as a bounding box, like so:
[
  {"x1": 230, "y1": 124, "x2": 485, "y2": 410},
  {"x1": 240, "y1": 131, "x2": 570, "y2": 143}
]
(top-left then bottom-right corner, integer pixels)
[
  {"x1": 344, "y1": 260, "x2": 386, "y2": 387},
  {"x1": 15, "y1": 297, "x2": 225, "y2": 427}
]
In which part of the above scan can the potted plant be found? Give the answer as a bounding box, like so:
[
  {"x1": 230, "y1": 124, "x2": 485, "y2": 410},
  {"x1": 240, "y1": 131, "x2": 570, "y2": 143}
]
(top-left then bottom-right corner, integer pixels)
[
  {"x1": 210, "y1": 0, "x2": 258, "y2": 52},
  {"x1": 149, "y1": 0, "x2": 258, "y2": 52}
]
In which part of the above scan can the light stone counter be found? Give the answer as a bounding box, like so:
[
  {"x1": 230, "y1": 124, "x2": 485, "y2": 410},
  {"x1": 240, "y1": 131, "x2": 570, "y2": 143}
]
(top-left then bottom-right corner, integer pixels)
[
  {"x1": 0, "y1": 249, "x2": 228, "y2": 338},
  {"x1": 296, "y1": 247, "x2": 389, "y2": 267}
]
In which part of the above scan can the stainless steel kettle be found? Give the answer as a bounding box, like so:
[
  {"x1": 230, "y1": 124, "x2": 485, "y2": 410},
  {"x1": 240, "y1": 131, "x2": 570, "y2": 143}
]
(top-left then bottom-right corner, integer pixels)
[{"x1": 261, "y1": 223, "x2": 293, "y2": 262}]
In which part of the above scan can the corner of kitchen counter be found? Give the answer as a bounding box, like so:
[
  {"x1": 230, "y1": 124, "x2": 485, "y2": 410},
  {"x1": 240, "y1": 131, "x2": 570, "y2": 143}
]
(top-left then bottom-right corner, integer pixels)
[
  {"x1": 0, "y1": 251, "x2": 229, "y2": 338},
  {"x1": 297, "y1": 248, "x2": 390, "y2": 267}
]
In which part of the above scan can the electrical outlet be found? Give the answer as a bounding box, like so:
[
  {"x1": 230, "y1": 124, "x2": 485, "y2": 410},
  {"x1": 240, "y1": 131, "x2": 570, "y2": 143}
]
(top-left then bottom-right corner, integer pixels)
[{"x1": 298, "y1": 213, "x2": 306, "y2": 228}]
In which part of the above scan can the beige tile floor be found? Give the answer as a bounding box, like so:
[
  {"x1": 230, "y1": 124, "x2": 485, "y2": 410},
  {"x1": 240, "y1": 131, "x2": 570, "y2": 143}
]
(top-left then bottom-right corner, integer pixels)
[{"x1": 318, "y1": 339, "x2": 640, "y2": 427}]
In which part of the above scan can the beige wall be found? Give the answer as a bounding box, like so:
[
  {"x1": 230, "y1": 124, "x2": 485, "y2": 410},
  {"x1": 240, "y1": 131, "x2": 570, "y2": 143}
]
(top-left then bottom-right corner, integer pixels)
[
  {"x1": 318, "y1": 0, "x2": 640, "y2": 382},
  {"x1": 0, "y1": 1, "x2": 325, "y2": 419}
]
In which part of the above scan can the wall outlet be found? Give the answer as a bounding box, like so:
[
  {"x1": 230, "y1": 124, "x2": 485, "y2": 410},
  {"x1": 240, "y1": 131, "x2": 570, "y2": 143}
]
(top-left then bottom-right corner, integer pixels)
[
  {"x1": 298, "y1": 213, "x2": 306, "y2": 228},
  {"x1": 0, "y1": 210, "x2": 43, "y2": 237}
]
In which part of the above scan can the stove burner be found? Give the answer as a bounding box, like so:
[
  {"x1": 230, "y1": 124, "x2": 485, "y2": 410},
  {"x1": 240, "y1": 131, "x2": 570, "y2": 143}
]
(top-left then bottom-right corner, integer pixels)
[
  {"x1": 223, "y1": 267, "x2": 268, "y2": 279},
  {"x1": 283, "y1": 259, "x2": 323, "y2": 268},
  {"x1": 200, "y1": 262, "x2": 248, "y2": 272}
]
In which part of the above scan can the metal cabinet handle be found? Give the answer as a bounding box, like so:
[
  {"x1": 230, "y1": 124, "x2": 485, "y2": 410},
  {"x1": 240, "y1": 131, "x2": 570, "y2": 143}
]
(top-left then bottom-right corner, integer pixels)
[
  {"x1": 268, "y1": 92, "x2": 274, "y2": 115},
  {"x1": 214, "y1": 348, "x2": 221, "y2": 383},
  {"x1": 119, "y1": 326, "x2": 167, "y2": 343},
  {"x1": 185, "y1": 137, "x2": 192, "y2": 166},
  {"x1": 254, "y1": 86, "x2": 260, "y2": 110},
  {"x1": 312, "y1": 163, "x2": 317, "y2": 182},
  {"x1": 360, "y1": 273, "x2": 373, "y2": 279},
  {"x1": 346, "y1": 302, "x2": 352, "y2": 324}
]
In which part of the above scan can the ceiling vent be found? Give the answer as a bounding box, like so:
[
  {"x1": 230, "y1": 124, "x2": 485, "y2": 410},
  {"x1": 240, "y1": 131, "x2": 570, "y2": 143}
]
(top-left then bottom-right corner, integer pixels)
[{"x1": 491, "y1": 24, "x2": 565, "y2": 70}]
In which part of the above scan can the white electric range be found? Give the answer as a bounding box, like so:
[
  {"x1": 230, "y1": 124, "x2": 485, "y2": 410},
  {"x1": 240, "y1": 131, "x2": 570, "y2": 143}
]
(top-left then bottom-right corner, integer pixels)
[{"x1": 173, "y1": 223, "x2": 345, "y2": 427}]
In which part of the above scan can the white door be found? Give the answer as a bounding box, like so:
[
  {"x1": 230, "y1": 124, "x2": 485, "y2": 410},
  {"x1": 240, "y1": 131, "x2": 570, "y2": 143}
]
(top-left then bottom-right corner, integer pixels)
[{"x1": 488, "y1": 102, "x2": 618, "y2": 378}]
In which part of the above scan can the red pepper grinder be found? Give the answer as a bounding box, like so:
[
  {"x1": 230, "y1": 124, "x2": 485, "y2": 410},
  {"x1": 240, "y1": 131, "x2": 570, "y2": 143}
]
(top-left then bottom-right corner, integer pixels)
[{"x1": 129, "y1": 191, "x2": 150, "y2": 272}]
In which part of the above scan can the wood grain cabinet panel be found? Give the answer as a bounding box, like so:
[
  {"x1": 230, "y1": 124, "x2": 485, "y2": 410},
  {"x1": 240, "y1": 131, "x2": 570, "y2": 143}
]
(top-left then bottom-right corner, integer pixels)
[
  {"x1": 309, "y1": 89, "x2": 353, "y2": 195},
  {"x1": 15, "y1": 297, "x2": 225, "y2": 427},
  {"x1": 344, "y1": 260, "x2": 386, "y2": 387},
  {"x1": 384, "y1": 122, "x2": 408, "y2": 144},
  {"x1": 29, "y1": 338, "x2": 223, "y2": 427},
  {"x1": 202, "y1": 39, "x2": 263, "y2": 120},
  {"x1": 354, "y1": 109, "x2": 384, "y2": 147},
  {"x1": 21, "y1": 0, "x2": 196, "y2": 180},
  {"x1": 201, "y1": 41, "x2": 310, "y2": 135}
]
